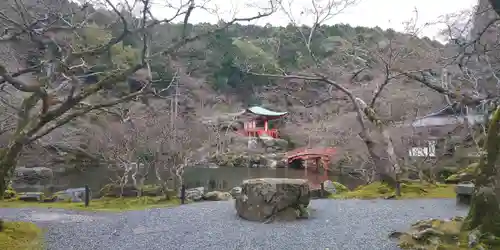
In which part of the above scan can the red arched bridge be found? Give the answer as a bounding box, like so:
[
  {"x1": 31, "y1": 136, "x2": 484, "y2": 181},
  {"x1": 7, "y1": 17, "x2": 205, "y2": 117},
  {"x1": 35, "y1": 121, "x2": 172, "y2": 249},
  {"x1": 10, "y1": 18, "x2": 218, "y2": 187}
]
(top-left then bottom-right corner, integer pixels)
[
  {"x1": 286, "y1": 147, "x2": 336, "y2": 163},
  {"x1": 285, "y1": 147, "x2": 336, "y2": 187},
  {"x1": 286, "y1": 147, "x2": 337, "y2": 188}
]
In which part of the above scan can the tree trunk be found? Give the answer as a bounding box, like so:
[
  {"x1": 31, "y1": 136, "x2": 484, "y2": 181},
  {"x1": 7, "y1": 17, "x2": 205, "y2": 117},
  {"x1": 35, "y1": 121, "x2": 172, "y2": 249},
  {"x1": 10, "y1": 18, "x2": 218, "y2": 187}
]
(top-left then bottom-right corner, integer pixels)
[
  {"x1": 356, "y1": 98, "x2": 400, "y2": 191},
  {"x1": 359, "y1": 133, "x2": 399, "y2": 186},
  {"x1": 0, "y1": 141, "x2": 25, "y2": 198},
  {"x1": 462, "y1": 106, "x2": 500, "y2": 238}
]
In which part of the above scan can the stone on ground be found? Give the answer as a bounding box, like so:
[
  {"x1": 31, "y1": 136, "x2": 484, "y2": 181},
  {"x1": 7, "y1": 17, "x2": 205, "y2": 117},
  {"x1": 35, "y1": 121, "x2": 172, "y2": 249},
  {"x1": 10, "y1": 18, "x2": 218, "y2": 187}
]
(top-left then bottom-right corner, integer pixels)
[
  {"x1": 235, "y1": 178, "x2": 310, "y2": 222},
  {"x1": 203, "y1": 191, "x2": 231, "y2": 201},
  {"x1": 455, "y1": 182, "x2": 475, "y2": 205},
  {"x1": 183, "y1": 187, "x2": 204, "y2": 201},
  {"x1": 229, "y1": 186, "x2": 242, "y2": 198},
  {"x1": 99, "y1": 184, "x2": 163, "y2": 198},
  {"x1": 53, "y1": 188, "x2": 91, "y2": 202},
  {"x1": 455, "y1": 182, "x2": 475, "y2": 195},
  {"x1": 18, "y1": 192, "x2": 44, "y2": 202},
  {"x1": 390, "y1": 216, "x2": 465, "y2": 249},
  {"x1": 310, "y1": 180, "x2": 348, "y2": 198}
]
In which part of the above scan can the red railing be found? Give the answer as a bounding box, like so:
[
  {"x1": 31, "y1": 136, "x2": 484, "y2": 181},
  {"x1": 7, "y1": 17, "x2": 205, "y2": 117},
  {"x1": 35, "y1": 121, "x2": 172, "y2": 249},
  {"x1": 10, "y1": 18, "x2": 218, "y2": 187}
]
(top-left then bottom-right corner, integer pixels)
[{"x1": 240, "y1": 128, "x2": 279, "y2": 138}]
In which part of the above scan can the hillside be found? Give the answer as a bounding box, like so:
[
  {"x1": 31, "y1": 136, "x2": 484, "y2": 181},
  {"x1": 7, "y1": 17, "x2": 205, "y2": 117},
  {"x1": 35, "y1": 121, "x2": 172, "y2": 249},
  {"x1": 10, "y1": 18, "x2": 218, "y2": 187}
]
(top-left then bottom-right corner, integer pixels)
[
  {"x1": 146, "y1": 22, "x2": 451, "y2": 159},
  {"x1": 0, "y1": 0, "x2": 457, "y2": 171}
]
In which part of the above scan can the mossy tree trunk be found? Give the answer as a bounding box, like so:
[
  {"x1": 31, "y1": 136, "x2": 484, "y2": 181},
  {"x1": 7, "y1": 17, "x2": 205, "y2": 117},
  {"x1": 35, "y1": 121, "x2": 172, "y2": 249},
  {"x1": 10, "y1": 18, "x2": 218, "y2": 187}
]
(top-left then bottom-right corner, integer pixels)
[
  {"x1": 0, "y1": 92, "x2": 43, "y2": 199},
  {"x1": 359, "y1": 133, "x2": 399, "y2": 186},
  {"x1": 356, "y1": 98, "x2": 401, "y2": 195},
  {"x1": 462, "y1": 106, "x2": 500, "y2": 239},
  {"x1": 0, "y1": 140, "x2": 25, "y2": 199}
]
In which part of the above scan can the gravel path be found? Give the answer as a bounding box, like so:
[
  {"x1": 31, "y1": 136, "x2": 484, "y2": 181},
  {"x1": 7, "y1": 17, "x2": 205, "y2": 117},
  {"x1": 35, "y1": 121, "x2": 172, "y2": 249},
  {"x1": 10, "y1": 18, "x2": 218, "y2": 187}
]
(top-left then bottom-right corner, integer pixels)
[{"x1": 0, "y1": 199, "x2": 468, "y2": 250}]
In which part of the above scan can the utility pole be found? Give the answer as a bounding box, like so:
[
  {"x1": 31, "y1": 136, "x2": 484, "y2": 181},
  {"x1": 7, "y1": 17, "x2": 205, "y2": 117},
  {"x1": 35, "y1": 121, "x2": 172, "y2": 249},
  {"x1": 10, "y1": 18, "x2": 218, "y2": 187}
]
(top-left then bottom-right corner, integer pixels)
[
  {"x1": 170, "y1": 74, "x2": 179, "y2": 131},
  {"x1": 174, "y1": 79, "x2": 179, "y2": 124},
  {"x1": 169, "y1": 73, "x2": 180, "y2": 169}
]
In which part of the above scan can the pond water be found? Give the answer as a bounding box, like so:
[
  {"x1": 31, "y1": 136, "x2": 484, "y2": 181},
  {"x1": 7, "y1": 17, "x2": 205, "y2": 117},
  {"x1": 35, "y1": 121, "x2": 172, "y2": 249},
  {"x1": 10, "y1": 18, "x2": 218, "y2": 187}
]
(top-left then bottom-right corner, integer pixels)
[
  {"x1": 12, "y1": 166, "x2": 365, "y2": 195},
  {"x1": 183, "y1": 167, "x2": 364, "y2": 191}
]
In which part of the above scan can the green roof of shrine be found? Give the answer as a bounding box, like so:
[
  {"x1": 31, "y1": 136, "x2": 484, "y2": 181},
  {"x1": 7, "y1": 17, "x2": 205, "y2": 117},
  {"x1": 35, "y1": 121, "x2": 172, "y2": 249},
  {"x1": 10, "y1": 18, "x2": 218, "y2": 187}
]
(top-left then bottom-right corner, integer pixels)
[{"x1": 245, "y1": 106, "x2": 288, "y2": 117}]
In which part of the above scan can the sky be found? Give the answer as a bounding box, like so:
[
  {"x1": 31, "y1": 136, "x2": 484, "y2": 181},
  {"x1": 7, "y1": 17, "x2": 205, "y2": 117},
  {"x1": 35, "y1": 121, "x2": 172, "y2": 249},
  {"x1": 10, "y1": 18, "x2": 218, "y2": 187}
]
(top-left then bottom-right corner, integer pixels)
[{"x1": 144, "y1": 0, "x2": 477, "y2": 40}]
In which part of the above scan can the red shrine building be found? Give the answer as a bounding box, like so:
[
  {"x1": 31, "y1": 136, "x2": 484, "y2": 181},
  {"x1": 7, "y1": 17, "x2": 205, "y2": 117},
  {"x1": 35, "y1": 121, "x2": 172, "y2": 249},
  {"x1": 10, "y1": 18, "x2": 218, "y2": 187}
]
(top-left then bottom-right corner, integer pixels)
[{"x1": 236, "y1": 106, "x2": 288, "y2": 139}]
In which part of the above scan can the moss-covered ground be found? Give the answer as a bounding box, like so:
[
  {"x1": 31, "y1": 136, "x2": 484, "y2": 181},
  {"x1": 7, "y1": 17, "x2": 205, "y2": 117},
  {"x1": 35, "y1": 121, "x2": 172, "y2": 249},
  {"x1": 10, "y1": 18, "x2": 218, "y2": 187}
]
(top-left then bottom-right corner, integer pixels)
[
  {"x1": 330, "y1": 181, "x2": 456, "y2": 199},
  {"x1": 330, "y1": 181, "x2": 349, "y2": 193},
  {"x1": 396, "y1": 217, "x2": 499, "y2": 250},
  {"x1": 0, "y1": 221, "x2": 43, "y2": 250},
  {"x1": 445, "y1": 162, "x2": 478, "y2": 184},
  {"x1": 0, "y1": 196, "x2": 180, "y2": 212}
]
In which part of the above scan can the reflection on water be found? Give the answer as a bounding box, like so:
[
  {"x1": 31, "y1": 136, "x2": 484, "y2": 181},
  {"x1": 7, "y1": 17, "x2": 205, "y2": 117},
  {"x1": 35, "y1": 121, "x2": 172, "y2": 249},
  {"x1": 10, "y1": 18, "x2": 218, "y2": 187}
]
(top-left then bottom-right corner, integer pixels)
[
  {"x1": 12, "y1": 167, "x2": 113, "y2": 194},
  {"x1": 12, "y1": 166, "x2": 365, "y2": 194}
]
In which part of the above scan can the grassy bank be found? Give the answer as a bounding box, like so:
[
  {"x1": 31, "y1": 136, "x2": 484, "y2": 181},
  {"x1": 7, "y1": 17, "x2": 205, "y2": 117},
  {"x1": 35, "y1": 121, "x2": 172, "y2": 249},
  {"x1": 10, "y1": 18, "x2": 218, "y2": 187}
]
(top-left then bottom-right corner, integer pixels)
[
  {"x1": 330, "y1": 181, "x2": 456, "y2": 199},
  {"x1": 0, "y1": 221, "x2": 43, "y2": 250},
  {"x1": 396, "y1": 217, "x2": 497, "y2": 250},
  {"x1": 445, "y1": 162, "x2": 478, "y2": 183},
  {"x1": 0, "y1": 196, "x2": 180, "y2": 212}
]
